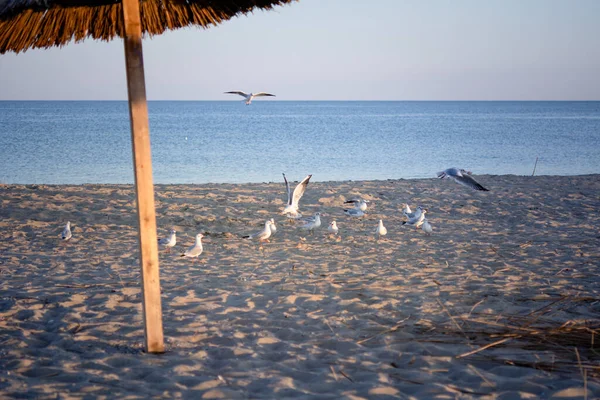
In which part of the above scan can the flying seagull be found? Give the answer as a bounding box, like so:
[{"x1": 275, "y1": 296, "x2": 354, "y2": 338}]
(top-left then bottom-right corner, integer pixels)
[
  {"x1": 282, "y1": 173, "x2": 312, "y2": 219},
  {"x1": 224, "y1": 91, "x2": 275, "y2": 105},
  {"x1": 437, "y1": 167, "x2": 489, "y2": 191}
]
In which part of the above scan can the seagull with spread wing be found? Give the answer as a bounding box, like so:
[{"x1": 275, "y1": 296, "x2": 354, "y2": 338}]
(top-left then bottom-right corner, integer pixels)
[
  {"x1": 224, "y1": 91, "x2": 275, "y2": 105},
  {"x1": 282, "y1": 173, "x2": 312, "y2": 220},
  {"x1": 437, "y1": 167, "x2": 489, "y2": 191}
]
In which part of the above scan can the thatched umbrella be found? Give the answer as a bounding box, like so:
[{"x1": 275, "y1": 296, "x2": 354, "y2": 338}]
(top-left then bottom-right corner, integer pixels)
[{"x1": 0, "y1": 0, "x2": 296, "y2": 353}]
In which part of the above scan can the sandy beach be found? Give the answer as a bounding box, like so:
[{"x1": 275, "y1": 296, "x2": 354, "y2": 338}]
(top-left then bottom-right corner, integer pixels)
[{"x1": 1, "y1": 174, "x2": 599, "y2": 399}]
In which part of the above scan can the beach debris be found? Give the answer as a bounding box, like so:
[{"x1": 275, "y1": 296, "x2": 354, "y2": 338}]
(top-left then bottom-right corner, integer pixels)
[
  {"x1": 402, "y1": 207, "x2": 427, "y2": 229},
  {"x1": 437, "y1": 167, "x2": 489, "y2": 191},
  {"x1": 328, "y1": 220, "x2": 339, "y2": 236},
  {"x1": 300, "y1": 212, "x2": 322, "y2": 234},
  {"x1": 375, "y1": 219, "x2": 387, "y2": 240},
  {"x1": 282, "y1": 173, "x2": 312, "y2": 220},
  {"x1": 158, "y1": 229, "x2": 176, "y2": 252},
  {"x1": 421, "y1": 219, "x2": 433, "y2": 235},
  {"x1": 181, "y1": 233, "x2": 204, "y2": 258},
  {"x1": 61, "y1": 221, "x2": 72, "y2": 241},
  {"x1": 344, "y1": 198, "x2": 369, "y2": 212},
  {"x1": 223, "y1": 90, "x2": 275, "y2": 105},
  {"x1": 243, "y1": 220, "x2": 273, "y2": 242}
]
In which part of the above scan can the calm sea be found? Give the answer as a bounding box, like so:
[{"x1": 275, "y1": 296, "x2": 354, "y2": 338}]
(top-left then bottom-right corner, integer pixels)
[{"x1": 1, "y1": 101, "x2": 599, "y2": 184}]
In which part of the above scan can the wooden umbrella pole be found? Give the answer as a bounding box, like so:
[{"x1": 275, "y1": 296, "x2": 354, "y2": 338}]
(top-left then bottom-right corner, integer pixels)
[{"x1": 122, "y1": 0, "x2": 165, "y2": 353}]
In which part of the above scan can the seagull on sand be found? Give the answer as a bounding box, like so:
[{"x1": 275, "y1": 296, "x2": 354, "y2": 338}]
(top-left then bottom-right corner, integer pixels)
[
  {"x1": 343, "y1": 208, "x2": 365, "y2": 217},
  {"x1": 344, "y1": 198, "x2": 369, "y2": 212},
  {"x1": 158, "y1": 229, "x2": 176, "y2": 252},
  {"x1": 61, "y1": 221, "x2": 72, "y2": 241},
  {"x1": 401, "y1": 203, "x2": 412, "y2": 217},
  {"x1": 402, "y1": 204, "x2": 421, "y2": 220},
  {"x1": 282, "y1": 173, "x2": 312, "y2": 220},
  {"x1": 375, "y1": 219, "x2": 387, "y2": 240},
  {"x1": 328, "y1": 220, "x2": 339, "y2": 236},
  {"x1": 269, "y1": 218, "x2": 277, "y2": 235},
  {"x1": 300, "y1": 212, "x2": 322, "y2": 233},
  {"x1": 402, "y1": 207, "x2": 427, "y2": 229},
  {"x1": 421, "y1": 219, "x2": 433, "y2": 235},
  {"x1": 224, "y1": 91, "x2": 275, "y2": 105},
  {"x1": 437, "y1": 167, "x2": 489, "y2": 191},
  {"x1": 243, "y1": 220, "x2": 273, "y2": 243},
  {"x1": 182, "y1": 233, "x2": 204, "y2": 259}
]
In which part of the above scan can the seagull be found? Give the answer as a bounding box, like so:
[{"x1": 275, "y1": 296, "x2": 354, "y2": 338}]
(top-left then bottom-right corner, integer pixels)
[
  {"x1": 344, "y1": 198, "x2": 369, "y2": 212},
  {"x1": 224, "y1": 91, "x2": 275, "y2": 105},
  {"x1": 375, "y1": 219, "x2": 387, "y2": 240},
  {"x1": 403, "y1": 204, "x2": 422, "y2": 220},
  {"x1": 402, "y1": 207, "x2": 427, "y2": 229},
  {"x1": 401, "y1": 203, "x2": 412, "y2": 216},
  {"x1": 269, "y1": 218, "x2": 277, "y2": 235},
  {"x1": 61, "y1": 221, "x2": 72, "y2": 241},
  {"x1": 343, "y1": 208, "x2": 365, "y2": 217},
  {"x1": 182, "y1": 233, "x2": 204, "y2": 259},
  {"x1": 421, "y1": 219, "x2": 433, "y2": 235},
  {"x1": 328, "y1": 220, "x2": 339, "y2": 236},
  {"x1": 437, "y1": 167, "x2": 489, "y2": 191},
  {"x1": 282, "y1": 173, "x2": 312, "y2": 219},
  {"x1": 158, "y1": 229, "x2": 176, "y2": 253},
  {"x1": 300, "y1": 212, "x2": 321, "y2": 233},
  {"x1": 243, "y1": 220, "x2": 273, "y2": 242}
]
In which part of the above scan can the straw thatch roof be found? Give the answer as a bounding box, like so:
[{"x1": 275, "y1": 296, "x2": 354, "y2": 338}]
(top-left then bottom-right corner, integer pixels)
[{"x1": 0, "y1": 0, "x2": 295, "y2": 54}]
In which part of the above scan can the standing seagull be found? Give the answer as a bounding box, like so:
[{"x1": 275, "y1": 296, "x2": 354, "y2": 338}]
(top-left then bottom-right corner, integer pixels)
[
  {"x1": 243, "y1": 220, "x2": 273, "y2": 243},
  {"x1": 437, "y1": 168, "x2": 489, "y2": 191},
  {"x1": 421, "y1": 219, "x2": 433, "y2": 235},
  {"x1": 282, "y1": 173, "x2": 312, "y2": 219},
  {"x1": 328, "y1": 220, "x2": 339, "y2": 236},
  {"x1": 300, "y1": 212, "x2": 322, "y2": 234},
  {"x1": 269, "y1": 218, "x2": 277, "y2": 235},
  {"x1": 375, "y1": 219, "x2": 387, "y2": 240},
  {"x1": 61, "y1": 221, "x2": 72, "y2": 241},
  {"x1": 158, "y1": 229, "x2": 177, "y2": 253},
  {"x1": 402, "y1": 207, "x2": 427, "y2": 229},
  {"x1": 344, "y1": 198, "x2": 369, "y2": 212},
  {"x1": 224, "y1": 91, "x2": 275, "y2": 105},
  {"x1": 182, "y1": 233, "x2": 204, "y2": 259}
]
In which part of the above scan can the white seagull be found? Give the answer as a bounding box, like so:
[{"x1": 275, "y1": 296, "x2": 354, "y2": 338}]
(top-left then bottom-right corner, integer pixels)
[
  {"x1": 328, "y1": 220, "x2": 339, "y2": 236},
  {"x1": 224, "y1": 91, "x2": 276, "y2": 105},
  {"x1": 300, "y1": 212, "x2": 321, "y2": 233},
  {"x1": 421, "y1": 219, "x2": 433, "y2": 235},
  {"x1": 61, "y1": 221, "x2": 72, "y2": 241},
  {"x1": 437, "y1": 167, "x2": 489, "y2": 191},
  {"x1": 344, "y1": 198, "x2": 369, "y2": 212},
  {"x1": 282, "y1": 173, "x2": 312, "y2": 219},
  {"x1": 269, "y1": 218, "x2": 277, "y2": 235},
  {"x1": 401, "y1": 203, "x2": 412, "y2": 217},
  {"x1": 243, "y1": 220, "x2": 273, "y2": 242},
  {"x1": 402, "y1": 207, "x2": 427, "y2": 229},
  {"x1": 403, "y1": 204, "x2": 422, "y2": 220},
  {"x1": 182, "y1": 233, "x2": 204, "y2": 259},
  {"x1": 158, "y1": 229, "x2": 177, "y2": 253},
  {"x1": 375, "y1": 219, "x2": 387, "y2": 240},
  {"x1": 343, "y1": 208, "x2": 365, "y2": 217}
]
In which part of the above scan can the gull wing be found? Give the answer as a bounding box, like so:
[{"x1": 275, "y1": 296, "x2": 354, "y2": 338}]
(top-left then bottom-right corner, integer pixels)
[
  {"x1": 452, "y1": 173, "x2": 489, "y2": 191},
  {"x1": 344, "y1": 199, "x2": 361, "y2": 204},
  {"x1": 224, "y1": 91, "x2": 249, "y2": 98},
  {"x1": 291, "y1": 174, "x2": 312, "y2": 207},
  {"x1": 253, "y1": 92, "x2": 276, "y2": 97},
  {"x1": 283, "y1": 173, "x2": 292, "y2": 205}
]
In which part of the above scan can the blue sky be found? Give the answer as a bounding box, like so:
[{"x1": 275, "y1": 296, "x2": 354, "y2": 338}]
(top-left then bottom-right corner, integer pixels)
[{"x1": 0, "y1": 0, "x2": 599, "y2": 100}]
